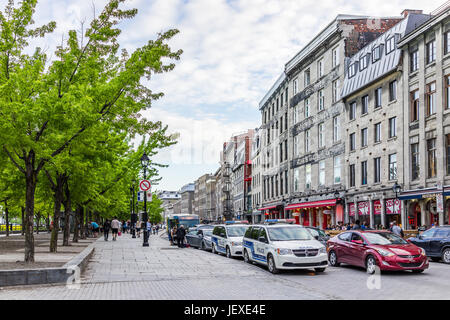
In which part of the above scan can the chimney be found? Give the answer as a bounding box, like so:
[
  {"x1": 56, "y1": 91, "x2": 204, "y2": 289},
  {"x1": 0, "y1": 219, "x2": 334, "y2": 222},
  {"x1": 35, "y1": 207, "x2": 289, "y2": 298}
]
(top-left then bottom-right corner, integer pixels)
[{"x1": 401, "y1": 9, "x2": 423, "y2": 18}]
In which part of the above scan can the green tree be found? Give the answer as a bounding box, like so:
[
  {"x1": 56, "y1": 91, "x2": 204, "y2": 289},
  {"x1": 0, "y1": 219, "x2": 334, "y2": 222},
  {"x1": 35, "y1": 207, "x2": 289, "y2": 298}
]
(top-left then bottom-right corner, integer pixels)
[{"x1": 0, "y1": 0, "x2": 181, "y2": 262}]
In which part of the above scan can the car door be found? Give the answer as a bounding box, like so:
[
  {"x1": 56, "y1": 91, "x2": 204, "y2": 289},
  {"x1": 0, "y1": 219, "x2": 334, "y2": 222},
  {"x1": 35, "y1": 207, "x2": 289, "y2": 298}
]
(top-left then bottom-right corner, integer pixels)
[
  {"x1": 254, "y1": 227, "x2": 269, "y2": 264},
  {"x1": 248, "y1": 227, "x2": 261, "y2": 261},
  {"x1": 186, "y1": 230, "x2": 197, "y2": 246},
  {"x1": 412, "y1": 228, "x2": 436, "y2": 254},
  {"x1": 335, "y1": 232, "x2": 352, "y2": 263},
  {"x1": 429, "y1": 229, "x2": 450, "y2": 256},
  {"x1": 347, "y1": 233, "x2": 367, "y2": 267}
]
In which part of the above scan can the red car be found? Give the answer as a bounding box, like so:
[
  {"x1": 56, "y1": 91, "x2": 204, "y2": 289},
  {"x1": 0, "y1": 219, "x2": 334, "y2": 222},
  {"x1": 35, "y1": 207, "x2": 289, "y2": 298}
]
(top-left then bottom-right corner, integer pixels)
[{"x1": 327, "y1": 230, "x2": 429, "y2": 274}]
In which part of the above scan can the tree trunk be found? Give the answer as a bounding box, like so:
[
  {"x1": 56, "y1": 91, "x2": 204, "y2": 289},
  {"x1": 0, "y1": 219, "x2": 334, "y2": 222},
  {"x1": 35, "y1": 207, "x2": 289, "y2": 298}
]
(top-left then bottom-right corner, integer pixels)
[
  {"x1": 62, "y1": 183, "x2": 71, "y2": 246},
  {"x1": 73, "y1": 206, "x2": 80, "y2": 243},
  {"x1": 24, "y1": 166, "x2": 37, "y2": 263},
  {"x1": 5, "y1": 201, "x2": 9, "y2": 237},
  {"x1": 50, "y1": 178, "x2": 64, "y2": 253},
  {"x1": 21, "y1": 206, "x2": 25, "y2": 236}
]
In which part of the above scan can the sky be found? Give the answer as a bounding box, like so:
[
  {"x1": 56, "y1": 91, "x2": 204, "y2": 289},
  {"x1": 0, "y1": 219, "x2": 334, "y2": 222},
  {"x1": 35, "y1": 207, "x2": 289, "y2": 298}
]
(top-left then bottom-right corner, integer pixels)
[{"x1": 4, "y1": 0, "x2": 445, "y2": 192}]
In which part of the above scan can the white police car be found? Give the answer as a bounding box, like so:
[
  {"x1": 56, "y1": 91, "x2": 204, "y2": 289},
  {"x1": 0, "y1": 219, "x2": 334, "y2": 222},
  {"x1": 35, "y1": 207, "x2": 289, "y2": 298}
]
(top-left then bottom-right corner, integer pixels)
[
  {"x1": 242, "y1": 219, "x2": 328, "y2": 274},
  {"x1": 211, "y1": 221, "x2": 249, "y2": 258}
]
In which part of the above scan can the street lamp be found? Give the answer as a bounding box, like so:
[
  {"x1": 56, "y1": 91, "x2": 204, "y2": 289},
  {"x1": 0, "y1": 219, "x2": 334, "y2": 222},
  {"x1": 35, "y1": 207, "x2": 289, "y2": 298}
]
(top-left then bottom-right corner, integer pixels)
[
  {"x1": 141, "y1": 152, "x2": 150, "y2": 247},
  {"x1": 131, "y1": 180, "x2": 137, "y2": 239},
  {"x1": 392, "y1": 182, "x2": 402, "y2": 228}
]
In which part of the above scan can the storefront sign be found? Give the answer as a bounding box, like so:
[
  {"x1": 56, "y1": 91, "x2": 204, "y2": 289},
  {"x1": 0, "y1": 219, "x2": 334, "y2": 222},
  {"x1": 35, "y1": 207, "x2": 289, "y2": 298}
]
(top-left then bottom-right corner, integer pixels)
[
  {"x1": 374, "y1": 200, "x2": 382, "y2": 215},
  {"x1": 358, "y1": 201, "x2": 370, "y2": 216},
  {"x1": 349, "y1": 203, "x2": 355, "y2": 216},
  {"x1": 385, "y1": 199, "x2": 401, "y2": 215}
]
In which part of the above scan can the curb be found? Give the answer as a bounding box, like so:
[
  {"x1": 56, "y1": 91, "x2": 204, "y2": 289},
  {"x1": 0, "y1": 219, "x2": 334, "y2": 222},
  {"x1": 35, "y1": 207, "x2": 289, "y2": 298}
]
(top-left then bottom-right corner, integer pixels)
[{"x1": 0, "y1": 239, "x2": 97, "y2": 288}]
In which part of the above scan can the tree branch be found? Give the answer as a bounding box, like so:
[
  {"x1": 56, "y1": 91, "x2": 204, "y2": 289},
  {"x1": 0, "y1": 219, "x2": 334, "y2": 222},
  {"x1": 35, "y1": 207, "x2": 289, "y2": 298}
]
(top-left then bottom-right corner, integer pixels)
[
  {"x1": 35, "y1": 120, "x2": 49, "y2": 142},
  {"x1": 3, "y1": 146, "x2": 26, "y2": 174}
]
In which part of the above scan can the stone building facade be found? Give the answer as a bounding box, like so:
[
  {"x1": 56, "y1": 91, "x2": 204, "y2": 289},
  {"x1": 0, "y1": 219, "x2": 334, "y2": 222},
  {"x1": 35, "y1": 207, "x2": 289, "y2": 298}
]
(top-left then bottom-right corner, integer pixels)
[
  {"x1": 250, "y1": 128, "x2": 263, "y2": 223},
  {"x1": 180, "y1": 183, "x2": 195, "y2": 215}
]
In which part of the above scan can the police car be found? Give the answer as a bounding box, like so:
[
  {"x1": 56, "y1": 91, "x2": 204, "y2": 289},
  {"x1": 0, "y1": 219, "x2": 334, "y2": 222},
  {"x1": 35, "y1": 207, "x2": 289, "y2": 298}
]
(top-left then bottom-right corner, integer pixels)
[
  {"x1": 242, "y1": 219, "x2": 328, "y2": 274},
  {"x1": 211, "y1": 221, "x2": 250, "y2": 258}
]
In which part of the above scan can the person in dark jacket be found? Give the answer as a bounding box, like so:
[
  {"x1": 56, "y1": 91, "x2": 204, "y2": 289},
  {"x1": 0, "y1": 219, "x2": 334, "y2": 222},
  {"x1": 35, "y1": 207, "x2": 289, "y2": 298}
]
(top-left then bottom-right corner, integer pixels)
[
  {"x1": 176, "y1": 225, "x2": 186, "y2": 248},
  {"x1": 352, "y1": 220, "x2": 361, "y2": 230},
  {"x1": 103, "y1": 219, "x2": 111, "y2": 241}
]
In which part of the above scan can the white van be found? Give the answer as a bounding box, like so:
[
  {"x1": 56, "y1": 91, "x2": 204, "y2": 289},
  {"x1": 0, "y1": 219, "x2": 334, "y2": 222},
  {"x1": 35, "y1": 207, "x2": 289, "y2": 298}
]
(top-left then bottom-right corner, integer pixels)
[
  {"x1": 211, "y1": 221, "x2": 249, "y2": 258},
  {"x1": 242, "y1": 220, "x2": 328, "y2": 274}
]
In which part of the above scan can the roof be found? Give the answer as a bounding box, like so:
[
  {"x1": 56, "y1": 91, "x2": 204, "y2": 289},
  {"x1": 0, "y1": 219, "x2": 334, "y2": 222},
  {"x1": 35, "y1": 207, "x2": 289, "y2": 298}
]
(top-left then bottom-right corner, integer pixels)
[
  {"x1": 258, "y1": 72, "x2": 287, "y2": 110},
  {"x1": 341, "y1": 13, "x2": 430, "y2": 99}
]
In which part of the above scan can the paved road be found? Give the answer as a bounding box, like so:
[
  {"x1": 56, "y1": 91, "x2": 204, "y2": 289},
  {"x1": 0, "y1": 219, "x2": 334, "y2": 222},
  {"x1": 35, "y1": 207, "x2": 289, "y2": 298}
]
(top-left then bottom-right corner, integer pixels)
[{"x1": 0, "y1": 233, "x2": 449, "y2": 300}]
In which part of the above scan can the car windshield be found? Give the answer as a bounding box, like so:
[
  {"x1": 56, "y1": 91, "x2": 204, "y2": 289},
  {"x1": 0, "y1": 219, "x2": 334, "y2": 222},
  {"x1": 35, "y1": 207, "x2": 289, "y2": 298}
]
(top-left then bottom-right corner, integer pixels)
[
  {"x1": 364, "y1": 232, "x2": 408, "y2": 245},
  {"x1": 203, "y1": 230, "x2": 212, "y2": 236},
  {"x1": 268, "y1": 227, "x2": 313, "y2": 241},
  {"x1": 308, "y1": 228, "x2": 327, "y2": 238},
  {"x1": 226, "y1": 226, "x2": 248, "y2": 237}
]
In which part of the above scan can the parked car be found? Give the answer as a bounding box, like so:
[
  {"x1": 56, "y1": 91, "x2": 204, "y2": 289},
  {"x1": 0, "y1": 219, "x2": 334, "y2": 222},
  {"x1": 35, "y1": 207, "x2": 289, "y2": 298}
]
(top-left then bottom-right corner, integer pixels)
[
  {"x1": 408, "y1": 226, "x2": 450, "y2": 264},
  {"x1": 304, "y1": 226, "x2": 330, "y2": 247},
  {"x1": 211, "y1": 221, "x2": 249, "y2": 258},
  {"x1": 243, "y1": 222, "x2": 328, "y2": 274},
  {"x1": 186, "y1": 226, "x2": 214, "y2": 250},
  {"x1": 327, "y1": 230, "x2": 429, "y2": 274}
]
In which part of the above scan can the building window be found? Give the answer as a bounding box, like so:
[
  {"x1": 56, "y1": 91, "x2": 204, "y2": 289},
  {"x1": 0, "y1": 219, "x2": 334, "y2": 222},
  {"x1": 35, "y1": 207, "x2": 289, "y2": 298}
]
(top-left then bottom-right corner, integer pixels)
[
  {"x1": 386, "y1": 36, "x2": 395, "y2": 54},
  {"x1": 348, "y1": 63, "x2": 357, "y2": 78},
  {"x1": 350, "y1": 133, "x2": 356, "y2": 151},
  {"x1": 389, "y1": 117, "x2": 396, "y2": 138},
  {"x1": 318, "y1": 123, "x2": 324, "y2": 148},
  {"x1": 427, "y1": 138, "x2": 436, "y2": 178},
  {"x1": 293, "y1": 78, "x2": 298, "y2": 95},
  {"x1": 319, "y1": 160, "x2": 326, "y2": 186},
  {"x1": 349, "y1": 164, "x2": 355, "y2": 187},
  {"x1": 375, "y1": 87, "x2": 382, "y2": 108},
  {"x1": 334, "y1": 156, "x2": 341, "y2": 184},
  {"x1": 359, "y1": 55, "x2": 368, "y2": 70},
  {"x1": 372, "y1": 46, "x2": 381, "y2": 62},
  {"x1": 389, "y1": 80, "x2": 397, "y2": 101},
  {"x1": 446, "y1": 76, "x2": 450, "y2": 110},
  {"x1": 284, "y1": 139, "x2": 288, "y2": 161},
  {"x1": 294, "y1": 168, "x2": 299, "y2": 192},
  {"x1": 374, "y1": 122, "x2": 381, "y2": 143},
  {"x1": 446, "y1": 135, "x2": 450, "y2": 175},
  {"x1": 411, "y1": 90, "x2": 419, "y2": 122},
  {"x1": 389, "y1": 154, "x2": 397, "y2": 180},
  {"x1": 305, "y1": 98, "x2": 310, "y2": 118},
  {"x1": 361, "y1": 161, "x2": 368, "y2": 185},
  {"x1": 411, "y1": 143, "x2": 420, "y2": 181},
  {"x1": 374, "y1": 157, "x2": 381, "y2": 183},
  {"x1": 410, "y1": 49, "x2": 419, "y2": 72},
  {"x1": 361, "y1": 128, "x2": 368, "y2": 147},
  {"x1": 304, "y1": 69, "x2": 310, "y2": 86},
  {"x1": 361, "y1": 95, "x2": 368, "y2": 115},
  {"x1": 293, "y1": 106, "x2": 297, "y2": 124},
  {"x1": 318, "y1": 89, "x2": 324, "y2": 111},
  {"x1": 333, "y1": 116, "x2": 340, "y2": 142},
  {"x1": 426, "y1": 39, "x2": 436, "y2": 64},
  {"x1": 305, "y1": 164, "x2": 311, "y2": 189},
  {"x1": 349, "y1": 101, "x2": 356, "y2": 120},
  {"x1": 332, "y1": 47, "x2": 339, "y2": 67},
  {"x1": 293, "y1": 135, "x2": 299, "y2": 157},
  {"x1": 318, "y1": 58, "x2": 324, "y2": 78},
  {"x1": 426, "y1": 82, "x2": 436, "y2": 116},
  {"x1": 305, "y1": 129, "x2": 310, "y2": 153},
  {"x1": 332, "y1": 80, "x2": 340, "y2": 103}
]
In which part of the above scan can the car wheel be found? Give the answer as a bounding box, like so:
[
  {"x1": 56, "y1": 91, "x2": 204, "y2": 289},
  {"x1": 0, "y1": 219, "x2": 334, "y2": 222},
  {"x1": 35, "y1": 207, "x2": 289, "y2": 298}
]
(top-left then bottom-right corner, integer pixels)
[
  {"x1": 226, "y1": 246, "x2": 232, "y2": 258},
  {"x1": 243, "y1": 249, "x2": 251, "y2": 263},
  {"x1": 328, "y1": 251, "x2": 340, "y2": 267},
  {"x1": 366, "y1": 255, "x2": 377, "y2": 274},
  {"x1": 442, "y1": 248, "x2": 450, "y2": 264},
  {"x1": 412, "y1": 269, "x2": 425, "y2": 273},
  {"x1": 314, "y1": 268, "x2": 326, "y2": 273},
  {"x1": 267, "y1": 254, "x2": 279, "y2": 274}
]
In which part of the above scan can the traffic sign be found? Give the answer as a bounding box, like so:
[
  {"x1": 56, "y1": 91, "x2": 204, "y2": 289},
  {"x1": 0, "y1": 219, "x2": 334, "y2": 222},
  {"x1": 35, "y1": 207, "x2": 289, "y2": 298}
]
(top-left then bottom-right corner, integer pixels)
[
  {"x1": 139, "y1": 180, "x2": 151, "y2": 192},
  {"x1": 137, "y1": 191, "x2": 152, "y2": 202}
]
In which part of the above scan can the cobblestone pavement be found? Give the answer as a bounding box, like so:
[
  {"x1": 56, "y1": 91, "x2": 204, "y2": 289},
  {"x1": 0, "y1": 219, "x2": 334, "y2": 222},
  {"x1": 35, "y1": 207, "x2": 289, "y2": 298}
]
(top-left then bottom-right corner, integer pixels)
[{"x1": 0, "y1": 232, "x2": 449, "y2": 300}]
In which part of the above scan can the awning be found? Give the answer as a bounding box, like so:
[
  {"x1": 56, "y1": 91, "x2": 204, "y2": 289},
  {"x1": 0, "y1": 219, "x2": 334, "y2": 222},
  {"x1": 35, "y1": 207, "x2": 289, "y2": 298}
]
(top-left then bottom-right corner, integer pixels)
[
  {"x1": 258, "y1": 206, "x2": 278, "y2": 211},
  {"x1": 285, "y1": 199, "x2": 337, "y2": 210},
  {"x1": 399, "y1": 187, "x2": 441, "y2": 201}
]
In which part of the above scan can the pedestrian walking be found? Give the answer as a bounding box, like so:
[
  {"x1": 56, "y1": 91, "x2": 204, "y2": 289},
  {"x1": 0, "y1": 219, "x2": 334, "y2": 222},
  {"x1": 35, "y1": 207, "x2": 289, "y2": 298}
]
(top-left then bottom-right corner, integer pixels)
[
  {"x1": 171, "y1": 226, "x2": 178, "y2": 246},
  {"x1": 136, "y1": 220, "x2": 141, "y2": 238},
  {"x1": 156, "y1": 224, "x2": 159, "y2": 235},
  {"x1": 111, "y1": 217, "x2": 120, "y2": 241},
  {"x1": 391, "y1": 221, "x2": 404, "y2": 237},
  {"x1": 176, "y1": 225, "x2": 186, "y2": 248},
  {"x1": 103, "y1": 219, "x2": 111, "y2": 241}
]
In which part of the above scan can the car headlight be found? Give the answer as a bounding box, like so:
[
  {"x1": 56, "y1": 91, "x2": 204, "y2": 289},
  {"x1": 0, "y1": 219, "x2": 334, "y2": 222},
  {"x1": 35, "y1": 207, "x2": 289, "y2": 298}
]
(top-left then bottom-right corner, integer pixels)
[
  {"x1": 319, "y1": 247, "x2": 326, "y2": 254},
  {"x1": 277, "y1": 248, "x2": 293, "y2": 255},
  {"x1": 231, "y1": 242, "x2": 242, "y2": 246},
  {"x1": 375, "y1": 248, "x2": 395, "y2": 257},
  {"x1": 419, "y1": 248, "x2": 426, "y2": 256}
]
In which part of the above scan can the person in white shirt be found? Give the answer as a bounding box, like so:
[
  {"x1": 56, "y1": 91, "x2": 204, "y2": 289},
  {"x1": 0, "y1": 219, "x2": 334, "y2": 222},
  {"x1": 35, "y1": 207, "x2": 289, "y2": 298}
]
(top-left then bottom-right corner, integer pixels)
[{"x1": 111, "y1": 217, "x2": 120, "y2": 241}]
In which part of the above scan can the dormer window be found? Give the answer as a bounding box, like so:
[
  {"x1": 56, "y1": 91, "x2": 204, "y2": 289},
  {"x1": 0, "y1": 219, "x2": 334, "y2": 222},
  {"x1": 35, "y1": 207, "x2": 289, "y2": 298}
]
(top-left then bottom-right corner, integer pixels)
[
  {"x1": 372, "y1": 46, "x2": 381, "y2": 62},
  {"x1": 359, "y1": 55, "x2": 368, "y2": 71},
  {"x1": 386, "y1": 36, "x2": 395, "y2": 54},
  {"x1": 348, "y1": 63, "x2": 357, "y2": 78}
]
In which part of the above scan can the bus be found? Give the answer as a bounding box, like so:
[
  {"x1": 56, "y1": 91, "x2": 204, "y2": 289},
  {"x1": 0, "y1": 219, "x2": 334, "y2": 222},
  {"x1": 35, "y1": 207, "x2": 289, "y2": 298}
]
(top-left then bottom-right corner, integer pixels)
[{"x1": 166, "y1": 214, "x2": 200, "y2": 233}]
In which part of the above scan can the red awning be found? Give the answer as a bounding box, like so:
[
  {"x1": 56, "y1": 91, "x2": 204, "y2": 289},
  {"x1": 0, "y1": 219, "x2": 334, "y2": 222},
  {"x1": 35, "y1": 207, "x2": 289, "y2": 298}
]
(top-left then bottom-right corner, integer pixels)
[
  {"x1": 258, "y1": 206, "x2": 277, "y2": 211},
  {"x1": 285, "y1": 199, "x2": 337, "y2": 210}
]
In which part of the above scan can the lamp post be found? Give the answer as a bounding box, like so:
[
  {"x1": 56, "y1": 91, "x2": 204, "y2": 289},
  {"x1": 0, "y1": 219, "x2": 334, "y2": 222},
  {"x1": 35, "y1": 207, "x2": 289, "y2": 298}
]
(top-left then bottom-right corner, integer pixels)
[
  {"x1": 393, "y1": 182, "x2": 402, "y2": 228},
  {"x1": 141, "y1": 153, "x2": 150, "y2": 247},
  {"x1": 131, "y1": 180, "x2": 137, "y2": 239}
]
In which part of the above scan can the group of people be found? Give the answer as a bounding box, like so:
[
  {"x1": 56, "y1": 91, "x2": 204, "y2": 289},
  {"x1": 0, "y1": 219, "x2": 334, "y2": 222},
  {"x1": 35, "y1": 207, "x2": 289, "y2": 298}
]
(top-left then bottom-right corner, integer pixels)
[
  {"x1": 101, "y1": 217, "x2": 121, "y2": 241},
  {"x1": 324, "y1": 220, "x2": 405, "y2": 237},
  {"x1": 169, "y1": 225, "x2": 187, "y2": 248}
]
